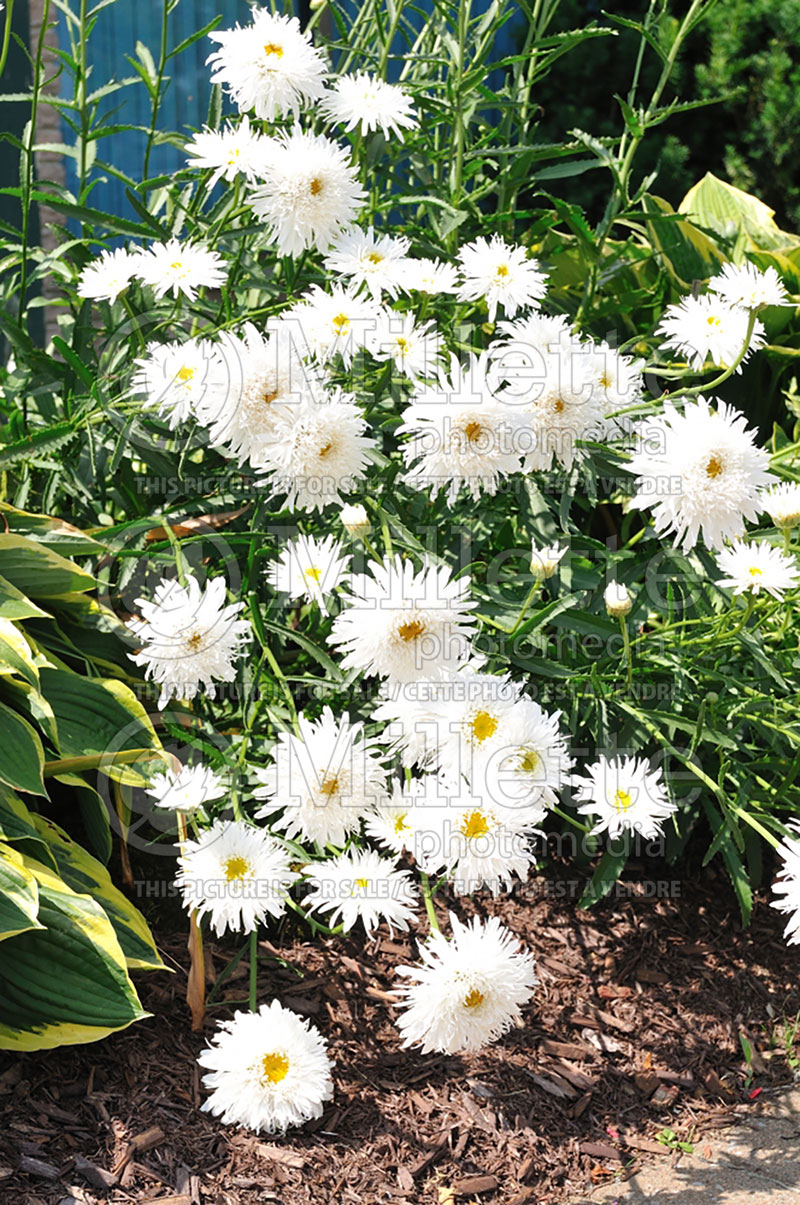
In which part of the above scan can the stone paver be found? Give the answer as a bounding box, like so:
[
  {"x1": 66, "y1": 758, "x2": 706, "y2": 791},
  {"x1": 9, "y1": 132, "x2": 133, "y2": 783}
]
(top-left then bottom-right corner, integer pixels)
[{"x1": 571, "y1": 1087, "x2": 800, "y2": 1204}]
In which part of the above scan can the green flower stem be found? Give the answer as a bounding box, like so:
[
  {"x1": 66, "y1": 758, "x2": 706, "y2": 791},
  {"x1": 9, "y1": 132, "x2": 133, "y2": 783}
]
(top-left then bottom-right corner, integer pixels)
[
  {"x1": 619, "y1": 615, "x2": 633, "y2": 690},
  {"x1": 550, "y1": 804, "x2": 592, "y2": 835},
  {"x1": 0, "y1": 0, "x2": 16, "y2": 81},
  {"x1": 249, "y1": 927, "x2": 258, "y2": 1013},
  {"x1": 478, "y1": 579, "x2": 540, "y2": 636},
  {"x1": 283, "y1": 894, "x2": 344, "y2": 937},
  {"x1": 729, "y1": 593, "x2": 755, "y2": 637},
  {"x1": 783, "y1": 528, "x2": 794, "y2": 554},
  {"x1": 261, "y1": 640, "x2": 299, "y2": 733},
  {"x1": 43, "y1": 748, "x2": 168, "y2": 776},
  {"x1": 420, "y1": 872, "x2": 441, "y2": 934}
]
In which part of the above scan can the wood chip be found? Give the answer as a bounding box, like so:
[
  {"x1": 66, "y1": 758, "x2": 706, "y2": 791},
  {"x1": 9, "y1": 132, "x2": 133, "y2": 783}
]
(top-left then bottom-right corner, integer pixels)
[
  {"x1": 112, "y1": 1127, "x2": 165, "y2": 1175},
  {"x1": 634, "y1": 1072, "x2": 661, "y2": 1098},
  {"x1": 253, "y1": 1144, "x2": 306, "y2": 1168},
  {"x1": 579, "y1": 1142, "x2": 623, "y2": 1163},
  {"x1": 73, "y1": 1155, "x2": 117, "y2": 1188},
  {"x1": 636, "y1": 968, "x2": 669, "y2": 984},
  {"x1": 451, "y1": 1174, "x2": 499, "y2": 1195},
  {"x1": 19, "y1": 1155, "x2": 60, "y2": 1180},
  {"x1": 539, "y1": 1038, "x2": 595, "y2": 1059},
  {"x1": 528, "y1": 1073, "x2": 575, "y2": 1100}
]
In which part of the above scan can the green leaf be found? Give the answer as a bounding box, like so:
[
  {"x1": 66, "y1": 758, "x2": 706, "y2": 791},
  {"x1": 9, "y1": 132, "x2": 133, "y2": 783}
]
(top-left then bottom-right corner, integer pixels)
[
  {"x1": 0, "y1": 842, "x2": 42, "y2": 940},
  {"x1": 30, "y1": 815, "x2": 163, "y2": 971},
  {"x1": 579, "y1": 834, "x2": 631, "y2": 908},
  {"x1": 642, "y1": 193, "x2": 726, "y2": 286},
  {"x1": 0, "y1": 618, "x2": 39, "y2": 687},
  {"x1": 0, "y1": 423, "x2": 81, "y2": 469},
  {"x1": 0, "y1": 504, "x2": 105, "y2": 556},
  {"x1": 0, "y1": 575, "x2": 51, "y2": 621},
  {"x1": 39, "y1": 669, "x2": 163, "y2": 786},
  {"x1": 54, "y1": 773, "x2": 112, "y2": 864},
  {"x1": 0, "y1": 535, "x2": 95, "y2": 598},
  {"x1": 0, "y1": 702, "x2": 46, "y2": 796},
  {"x1": 679, "y1": 172, "x2": 800, "y2": 252},
  {"x1": 0, "y1": 853, "x2": 148, "y2": 1051}
]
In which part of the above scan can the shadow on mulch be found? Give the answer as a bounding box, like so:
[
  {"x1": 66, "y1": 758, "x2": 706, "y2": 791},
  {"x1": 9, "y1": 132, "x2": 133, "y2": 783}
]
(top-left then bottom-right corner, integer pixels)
[{"x1": 2, "y1": 863, "x2": 800, "y2": 1205}]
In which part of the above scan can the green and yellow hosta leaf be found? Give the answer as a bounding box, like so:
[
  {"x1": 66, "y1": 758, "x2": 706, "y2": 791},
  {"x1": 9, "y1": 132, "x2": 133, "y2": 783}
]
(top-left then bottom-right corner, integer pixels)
[
  {"x1": 30, "y1": 815, "x2": 164, "y2": 971},
  {"x1": 39, "y1": 668, "x2": 164, "y2": 786},
  {"x1": 0, "y1": 618, "x2": 40, "y2": 688},
  {"x1": 0, "y1": 783, "x2": 56, "y2": 869},
  {"x1": 0, "y1": 574, "x2": 51, "y2": 621},
  {"x1": 642, "y1": 193, "x2": 727, "y2": 287},
  {"x1": 679, "y1": 172, "x2": 800, "y2": 252},
  {"x1": 0, "y1": 504, "x2": 106, "y2": 556},
  {"x1": 0, "y1": 534, "x2": 96, "y2": 599},
  {"x1": 0, "y1": 853, "x2": 149, "y2": 1051},
  {"x1": 0, "y1": 701, "x2": 46, "y2": 796},
  {"x1": 0, "y1": 842, "x2": 42, "y2": 940},
  {"x1": 54, "y1": 773, "x2": 112, "y2": 864}
]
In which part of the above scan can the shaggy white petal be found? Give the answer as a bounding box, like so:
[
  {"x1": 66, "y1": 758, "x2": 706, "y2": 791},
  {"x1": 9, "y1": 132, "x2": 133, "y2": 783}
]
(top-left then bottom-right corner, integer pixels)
[
  {"x1": 185, "y1": 116, "x2": 270, "y2": 189},
  {"x1": 135, "y1": 239, "x2": 226, "y2": 301},
  {"x1": 716, "y1": 539, "x2": 799, "y2": 599},
  {"x1": 132, "y1": 337, "x2": 222, "y2": 428},
  {"x1": 207, "y1": 10, "x2": 327, "y2": 121},
  {"x1": 708, "y1": 262, "x2": 788, "y2": 311},
  {"x1": 266, "y1": 533, "x2": 350, "y2": 615},
  {"x1": 146, "y1": 762, "x2": 227, "y2": 814},
  {"x1": 321, "y1": 72, "x2": 418, "y2": 138},
  {"x1": 573, "y1": 755, "x2": 676, "y2": 840},
  {"x1": 303, "y1": 848, "x2": 418, "y2": 935},
  {"x1": 324, "y1": 227, "x2": 411, "y2": 299},
  {"x1": 656, "y1": 293, "x2": 764, "y2": 371},
  {"x1": 457, "y1": 235, "x2": 548, "y2": 322},
  {"x1": 772, "y1": 824, "x2": 800, "y2": 945}
]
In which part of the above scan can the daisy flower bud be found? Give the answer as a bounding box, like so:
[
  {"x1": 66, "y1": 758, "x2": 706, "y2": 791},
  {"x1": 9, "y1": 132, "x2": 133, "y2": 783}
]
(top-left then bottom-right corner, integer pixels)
[
  {"x1": 530, "y1": 541, "x2": 567, "y2": 580},
  {"x1": 715, "y1": 539, "x2": 799, "y2": 600},
  {"x1": 761, "y1": 481, "x2": 800, "y2": 531},
  {"x1": 394, "y1": 913, "x2": 537, "y2": 1054},
  {"x1": 604, "y1": 581, "x2": 632, "y2": 618},
  {"x1": 340, "y1": 502, "x2": 371, "y2": 538},
  {"x1": 198, "y1": 1001, "x2": 334, "y2": 1134}
]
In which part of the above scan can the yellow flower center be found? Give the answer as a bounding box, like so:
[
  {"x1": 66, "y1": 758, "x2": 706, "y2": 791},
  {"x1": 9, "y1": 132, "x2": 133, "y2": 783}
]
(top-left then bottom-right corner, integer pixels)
[
  {"x1": 748, "y1": 566, "x2": 763, "y2": 578},
  {"x1": 263, "y1": 42, "x2": 284, "y2": 58},
  {"x1": 494, "y1": 264, "x2": 510, "y2": 279},
  {"x1": 393, "y1": 811, "x2": 409, "y2": 834},
  {"x1": 305, "y1": 566, "x2": 323, "y2": 582},
  {"x1": 461, "y1": 809, "x2": 490, "y2": 840},
  {"x1": 518, "y1": 748, "x2": 540, "y2": 774},
  {"x1": 309, "y1": 176, "x2": 323, "y2": 196},
  {"x1": 396, "y1": 336, "x2": 409, "y2": 351},
  {"x1": 470, "y1": 710, "x2": 498, "y2": 743},
  {"x1": 227, "y1": 149, "x2": 241, "y2": 164},
  {"x1": 463, "y1": 987, "x2": 484, "y2": 1008},
  {"x1": 332, "y1": 312, "x2": 350, "y2": 333},
  {"x1": 170, "y1": 261, "x2": 183, "y2": 270},
  {"x1": 354, "y1": 877, "x2": 369, "y2": 889},
  {"x1": 262, "y1": 387, "x2": 279, "y2": 406},
  {"x1": 261, "y1": 1052, "x2": 289, "y2": 1083},
  {"x1": 464, "y1": 420, "x2": 483, "y2": 442},
  {"x1": 707, "y1": 315, "x2": 722, "y2": 327},
  {"x1": 177, "y1": 365, "x2": 195, "y2": 382},
  {"x1": 366, "y1": 252, "x2": 384, "y2": 264},
  {"x1": 598, "y1": 373, "x2": 612, "y2": 389},
  {"x1": 224, "y1": 856, "x2": 250, "y2": 882},
  {"x1": 612, "y1": 789, "x2": 633, "y2": 814},
  {"x1": 318, "y1": 441, "x2": 333, "y2": 457},
  {"x1": 553, "y1": 398, "x2": 565, "y2": 413},
  {"x1": 319, "y1": 775, "x2": 339, "y2": 797},
  {"x1": 187, "y1": 631, "x2": 204, "y2": 651},
  {"x1": 706, "y1": 455, "x2": 724, "y2": 478},
  {"x1": 397, "y1": 619, "x2": 426, "y2": 642}
]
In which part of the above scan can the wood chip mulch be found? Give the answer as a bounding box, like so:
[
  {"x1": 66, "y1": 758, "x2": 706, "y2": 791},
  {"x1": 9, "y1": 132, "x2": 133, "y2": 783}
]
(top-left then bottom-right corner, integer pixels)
[{"x1": 2, "y1": 863, "x2": 800, "y2": 1205}]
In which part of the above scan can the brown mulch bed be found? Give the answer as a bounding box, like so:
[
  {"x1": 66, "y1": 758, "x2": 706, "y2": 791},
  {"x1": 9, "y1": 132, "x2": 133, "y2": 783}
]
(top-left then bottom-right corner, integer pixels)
[{"x1": 2, "y1": 863, "x2": 800, "y2": 1205}]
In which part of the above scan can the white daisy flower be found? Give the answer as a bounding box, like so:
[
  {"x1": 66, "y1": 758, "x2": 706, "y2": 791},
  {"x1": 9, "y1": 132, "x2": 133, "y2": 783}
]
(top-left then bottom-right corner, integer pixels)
[
  {"x1": 256, "y1": 390, "x2": 376, "y2": 513},
  {"x1": 761, "y1": 481, "x2": 800, "y2": 531},
  {"x1": 399, "y1": 352, "x2": 525, "y2": 503},
  {"x1": 772, "y1": 824, "x2": 800, "y2": 945},
  {"x1": 584, "y1": 340, "x2": 645, "y2": 415},
  {"x1": 128, "y1": 574, "x2": 250, "y2": 709},
  {"x1": 604, "y1": 581, "x2": 633, "y2": 617},
  {"x1": 573, "y1": 755, "x2": 676, "y2": 840},
  {"x1": 457, "y1": 235, "x2": 548, "y2": 323},
  {"x1": 77, "y1": 246, "x2": 139, "y2": 303},
  {"x1": 198, "y1": 1001, "x2": 333, "y2": 1134},
  {"x1": 420, "y1": 669, "x2": 523, "y2": 780},
  {"x1": 254, "y1": 708, "x2": 388, "y2": 848},
  {"x1": 394, "y1": 913, "x2": 537, "y2": 1054},
  {"x1": 131, "y1": 336, "x2": 221, "y2": 428},
  {"x1": 329, "y1": 555, "x2": 479, "y2": 684},
  {"x1": 281, "y1": 285, "x2": 382, "y2": 365},
  {"x1": 266, "y1": 534, "x2": 350, "y2": 615},
  {"x1": 405, "y1": 778, "x2": 537, "y2": 897},
  {"x1": 708, "y1": 261, "x2": 788, "y2": 311},
  {"x1": 193, "y1": 323, "x2": 319, "y2": 468},
  {"x1": 628, "y1": 397, "x2": 772, "y2": 551},
  {"x1": 340, "y1": 501, "x2": 371, "y2": 538},
  {"x1": 494, "y1": 311, "x2": 573, "y2": 353},
  {"x1": 321, "y1": 72, "x2": 417, "y2": 139},
  {"x1": 248, "y1": 129, "x2": 364, "y2": 257},
  {"x1": 404, "y1": 257, "x2": 459, "y2": 295},
  {"x1": 175, "y1": 819, "x2": 297, "y2": 936},
  {"x1": 145, "y1": 761, "x2": 227, "y2": 814},
  {"x1": 371, "y1": 311, "x2": 442, "y2": 380},
  {"x1": 185, "y1": 116, "x2": 270, "y2": 189},
  {"x1": 470, "y1": 697, "x2": 573, "y2": 821},
  {"x1": 530, "y1": 541, "x2": 567, "y2": 580},
  {"x1": 302, "y1": 848, "x2": 418, "y2": 935},
  {"x1": 135, "y1": 239, "x2": 226, "y2": 301},
  {"x1": 716, "y1": 539, "x2": 799, "y2": 599},
  {"x1": 372, "y1": 679, "x2": 454, "y2": 770},
  {"x1": 324, "y1": 227, "x2": 410, "y2": 299},
  {"x1": 364, "y1": 777, "x2": 425, "y2": 855},
  {"x1": 206, "y1": 9, "x2": 327, "y2": 122},
  {"x1": 656, "y1": 293, "x2": 765, "y2": 371}
]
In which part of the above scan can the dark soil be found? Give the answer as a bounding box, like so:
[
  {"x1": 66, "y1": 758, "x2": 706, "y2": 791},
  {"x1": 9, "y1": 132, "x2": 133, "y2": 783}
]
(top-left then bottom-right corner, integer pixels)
[{"x1": 2, "y1": 863, "x2": 800, "y2": 1205}]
